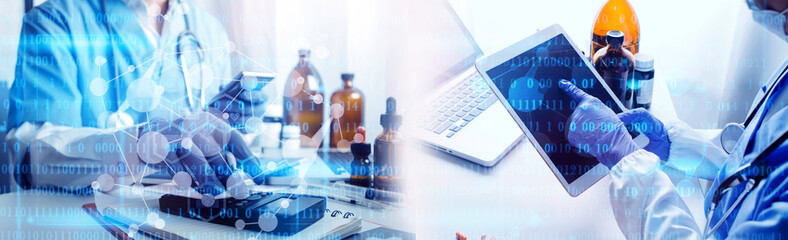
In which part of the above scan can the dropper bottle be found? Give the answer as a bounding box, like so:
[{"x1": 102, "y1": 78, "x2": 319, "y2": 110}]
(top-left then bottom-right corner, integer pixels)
[{"x1": 373, "y1": 97, "x2": 404, "y2": 192}]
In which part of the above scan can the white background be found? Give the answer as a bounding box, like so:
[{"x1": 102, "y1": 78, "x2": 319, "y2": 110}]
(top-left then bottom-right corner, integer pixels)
[{"x1": 3, "y1": 0, "x2": 788, "y2": 131}]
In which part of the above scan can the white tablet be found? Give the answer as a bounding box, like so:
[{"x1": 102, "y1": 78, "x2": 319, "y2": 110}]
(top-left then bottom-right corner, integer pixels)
[{"x1": 475, "y1": 24, "x2": 635, "y2": 197}]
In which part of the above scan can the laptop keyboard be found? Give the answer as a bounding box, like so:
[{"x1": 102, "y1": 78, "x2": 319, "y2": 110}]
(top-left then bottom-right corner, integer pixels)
[{"x1": 420, "y1": 72, "x2": 497, "y2": 138}]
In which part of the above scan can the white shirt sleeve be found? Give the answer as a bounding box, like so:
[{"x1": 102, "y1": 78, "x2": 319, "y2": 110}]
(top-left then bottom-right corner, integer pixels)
[
  {"x1": 609, "y1": 149, "x2": 701, "y2": 239},
  {"x1": 664, "y1": 121, "x2": 728, "y2": 180},
  {"x1": 6, "y1": 122, "x2": 142, "y2": 189}
]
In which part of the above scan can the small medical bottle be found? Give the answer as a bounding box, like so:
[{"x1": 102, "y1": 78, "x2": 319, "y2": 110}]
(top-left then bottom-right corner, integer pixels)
[
  {"x1": 330, "y1": 73, "x2": 365, "y2": 149},
  {"x1": 632, "y1": 54, "x2": 654, "y2": 109},
  {"x1": 283, "y1": 49, "x2": 324, "y2": 147},
  {"x1": 281, "y1": 125, "x2": 302, "y2": 159},
  {"x1": 373, "y1": 97, "x2": 404, "y2": 192},
  {"x1": 349, "y1": 142, "x2": 372, "y2": 187}
]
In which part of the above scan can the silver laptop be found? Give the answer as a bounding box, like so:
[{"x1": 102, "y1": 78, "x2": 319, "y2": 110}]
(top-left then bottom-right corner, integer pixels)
[{"x1": 414, "y1": 1, "x2": 522, "y2": 166}]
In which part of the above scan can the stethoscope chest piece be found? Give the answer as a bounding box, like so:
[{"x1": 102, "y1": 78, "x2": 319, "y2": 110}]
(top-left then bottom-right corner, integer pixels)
[
  {"x1": 721, "y1": 122, "x2": 745, "y2": 154},
  {"x1": 98, "y1": 111, "x2": 135, "y2": 129}
]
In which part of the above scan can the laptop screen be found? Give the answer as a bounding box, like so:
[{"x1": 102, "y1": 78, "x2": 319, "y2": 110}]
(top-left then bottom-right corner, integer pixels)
[
  {"x1": 485, "y1": 33, "x2": 625, "y2": 184},
  {"x1": 407, "y1": 1, "x2": 482, "y2": 88}
]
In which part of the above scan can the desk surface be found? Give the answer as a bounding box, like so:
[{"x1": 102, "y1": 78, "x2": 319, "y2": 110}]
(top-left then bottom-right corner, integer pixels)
[
  {"x1": 401, "y1": 78, "x2": 707, "y2": 238},
  {"x1": 0, "y1": 79, "x2": 698, "y2": 239},
  {"x1": 0, "y1": 186, "x2": 407, "y2": 239}
]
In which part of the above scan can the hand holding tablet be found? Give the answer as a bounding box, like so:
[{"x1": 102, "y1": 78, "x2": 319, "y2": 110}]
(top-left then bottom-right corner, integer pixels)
[
  {"x1": 558, "y1": 79, "x2": 640, "y2": 168},
  {"x1": 476, "y1": 24, "x2": 646, "y2": 196}
]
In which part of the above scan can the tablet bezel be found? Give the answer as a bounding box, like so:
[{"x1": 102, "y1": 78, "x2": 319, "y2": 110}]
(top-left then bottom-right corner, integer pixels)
[{"x1": 475, "y1": 24, "x2": 627, "y2": 197}]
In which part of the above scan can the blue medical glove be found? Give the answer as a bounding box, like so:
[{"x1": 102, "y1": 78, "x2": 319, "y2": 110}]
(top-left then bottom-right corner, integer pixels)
[
  {"x1": 617, "y1": 108, "x2": 670, "y2": 160},
  {"x1": 559, "y1": 80, "x2": 640, "y2": 168},
  {"x1": 211, "y1": 82, "x2": 268, "y2": 133}
]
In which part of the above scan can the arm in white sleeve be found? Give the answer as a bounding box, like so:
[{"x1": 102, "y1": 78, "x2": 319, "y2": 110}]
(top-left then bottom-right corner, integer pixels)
[
  {"x1": 6, "y1": 122, "x2": 142, "y2": 190},
  {"x1": 664, "y1": 121, "x2": 728, "y2": 180},
  {"x1": 609, "y1": 149, "x2": 701, "y2": 239}
]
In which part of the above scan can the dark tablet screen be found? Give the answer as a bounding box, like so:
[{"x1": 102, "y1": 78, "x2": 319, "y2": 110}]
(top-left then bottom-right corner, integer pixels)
[{"x1": 485, "y1": 34, "x2": 625, "y2": 184}]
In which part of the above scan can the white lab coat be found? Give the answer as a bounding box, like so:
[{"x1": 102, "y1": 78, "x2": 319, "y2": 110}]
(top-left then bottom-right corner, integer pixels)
[
  {"x1": 609, "y1": 120, "x2": 727, "y2": 239},
  {"x1": 609, "y1": 58, "x2": 788, "y2": 238},
  {"x1": 6, "y1": 0, "x2": 232, "y2": 190},
  {"x1": 6, "y1": 122, "x2": 142, "y2": 189}
]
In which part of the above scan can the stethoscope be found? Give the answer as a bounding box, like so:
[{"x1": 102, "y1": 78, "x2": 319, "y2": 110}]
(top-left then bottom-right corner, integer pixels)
[
  {"x1": 703, "y1": 64, "x2": 788, "y2": 238},
  {"x1": 718, "y1": 64, "x2": 787, "y2": 153},
  {"x1": 99, "y1": 0, "x2": 205, "y2": 128},
  {"x1": 719, "y1": 0, "x2": 788, "y2": 153},
  {"x1": 704, "y1": 130, "x2": 787, "y2": 238}
]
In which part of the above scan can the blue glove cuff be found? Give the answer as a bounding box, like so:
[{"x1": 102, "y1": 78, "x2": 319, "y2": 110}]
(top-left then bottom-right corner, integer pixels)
[{"x1": 594, "y1": 123, "x2": 641, "y2": 169}]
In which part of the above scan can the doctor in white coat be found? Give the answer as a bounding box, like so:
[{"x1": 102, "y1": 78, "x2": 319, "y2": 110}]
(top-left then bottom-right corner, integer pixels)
[
  {"x1": 8, "y1": 0, "x2": 267, "y2": 196},
  {"x1": 561, "y1": 0, "x2": 788, "y2": 238}
]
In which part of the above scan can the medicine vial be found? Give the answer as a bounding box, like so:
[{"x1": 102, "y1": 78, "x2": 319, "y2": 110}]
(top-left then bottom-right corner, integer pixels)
[
  {"x1": 281, "y1": 125, "x2": 302, "y2": 159},
  {"x1": 330, "y1": 73, "x2": 365, "y2": 149},
  {"x1": 349, "y1": 142, "x2": 373, "y2": 187},
  {"x1": 373, "y1": 97, "x2": 404, "y2": 192},
  {"x1": 632, "y1": 54, "x2": 654, "y2": 109},
  {"x1": 283, "y1": 49, "x2": 324, "y2": 147}
]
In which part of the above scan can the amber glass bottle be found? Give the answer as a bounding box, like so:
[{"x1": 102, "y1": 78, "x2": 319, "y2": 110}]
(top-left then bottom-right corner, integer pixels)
[
  {"x1": 591, "y1": 0, "x2": 640, "y2": 57},
  {"x1": 283, "y1": 49, "x2": 325, "y2": 147},
  {"x1": 593, "y1": 31, "x2": 635, "y2": 107},
  {"x1": 329, "y1": 73, "x2": 365, "y2": 149},
  {"x1": 374, "y1": 97, "x2": 404, "y2": 192},
  {"x1": 349, "y1": 142, "x2": 372, "y2": 187}
]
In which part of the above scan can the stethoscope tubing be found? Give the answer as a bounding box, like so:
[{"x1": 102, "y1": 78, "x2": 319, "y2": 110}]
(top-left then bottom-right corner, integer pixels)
[
  {"x1": 176, "y1": 30, "x2": 204, "y2": 111},
  {"x1": 704, "y1": 65, "x2": 788, "y2": 238},
  {"x1": 101, "y1": 0, "x2": 205, "y2": 128}
]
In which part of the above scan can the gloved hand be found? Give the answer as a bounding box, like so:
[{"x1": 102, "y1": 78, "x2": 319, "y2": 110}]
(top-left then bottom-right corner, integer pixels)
[
  {"x1": 210, "y1": 81, "x2": 268, "y2": 133},
  {"x1": 559, "y1": 79, "x2": 640, "y2": 168},
  {"x1": 617, "y1": 108, "x2": 670, "y2": 160},
  {"x1": 137, "y1": 111, "x2": 266, "y2": 196}
]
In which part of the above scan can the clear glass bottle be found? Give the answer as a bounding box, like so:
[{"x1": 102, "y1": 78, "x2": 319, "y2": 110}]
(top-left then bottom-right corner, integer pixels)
[
  {"x1": 283, "y1": 49, "x2": 325, "y2": 147},
  {"x1": 591, "y1": 0, "x2": 640, "y2": 57},
  {"x1": 373, "y1": 97, "x2": 404, "y2": 192},
  {"x1": 593, "y1": 31, "x2": 635, "y2": 107},
  {"x1": 330, "y1": 73, "x2": 365, "y2": 149}
]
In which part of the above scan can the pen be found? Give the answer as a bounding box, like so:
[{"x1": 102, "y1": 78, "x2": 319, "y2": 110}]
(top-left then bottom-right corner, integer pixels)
[
  {"x1": 103, "y1": 208, "x2": 188, "y2": 240},
  {"x1": 331, "y1": 182, "x2": 406, "y2": 202},
  {"x1": 82, "y1": 203, "x2": 132, "y2": 240},
  {"x1": 301, "y1": 183, "x2": 393, "y2": 209},
  {"x1": 326, "y1": 194, "x2": 389, "y2": 209}
]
